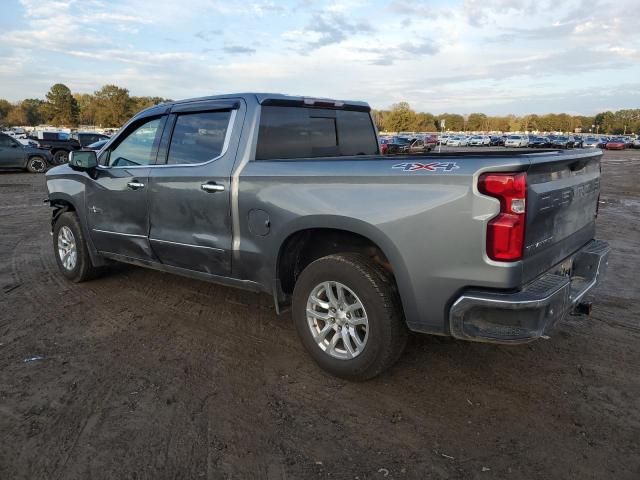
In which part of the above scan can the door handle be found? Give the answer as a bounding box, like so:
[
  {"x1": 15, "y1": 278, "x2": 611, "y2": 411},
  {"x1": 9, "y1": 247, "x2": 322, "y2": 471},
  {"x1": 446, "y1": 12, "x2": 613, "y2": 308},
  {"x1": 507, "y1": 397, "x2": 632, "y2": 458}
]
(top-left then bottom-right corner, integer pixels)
[
  {"x1": 127, "y1": 181, "x2": 145, "y2": 190},
  {"x1": 201, "y1": 182, "x2": 225, "y2": 193}
]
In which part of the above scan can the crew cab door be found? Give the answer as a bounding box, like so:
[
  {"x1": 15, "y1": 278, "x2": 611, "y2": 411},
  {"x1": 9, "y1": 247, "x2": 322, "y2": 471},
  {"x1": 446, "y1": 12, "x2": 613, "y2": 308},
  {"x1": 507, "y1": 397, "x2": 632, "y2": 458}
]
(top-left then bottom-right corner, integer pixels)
[
  {"x1": 0, "y1": 135, "x2": 25, "y2": 168},
  {"x1": 86, "y1": 112, "x2": 168, "y2": 260},
  {"x1": 147, "y1": 100, "x2": 243, "y2": 276}
]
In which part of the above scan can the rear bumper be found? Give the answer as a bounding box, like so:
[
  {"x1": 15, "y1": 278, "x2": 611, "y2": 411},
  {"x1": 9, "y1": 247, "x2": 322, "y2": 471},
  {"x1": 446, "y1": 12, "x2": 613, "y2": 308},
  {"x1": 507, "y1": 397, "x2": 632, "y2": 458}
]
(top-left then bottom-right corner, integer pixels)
[{"x1": 449, "y1": 239, "x2": 610, "y2": 344}]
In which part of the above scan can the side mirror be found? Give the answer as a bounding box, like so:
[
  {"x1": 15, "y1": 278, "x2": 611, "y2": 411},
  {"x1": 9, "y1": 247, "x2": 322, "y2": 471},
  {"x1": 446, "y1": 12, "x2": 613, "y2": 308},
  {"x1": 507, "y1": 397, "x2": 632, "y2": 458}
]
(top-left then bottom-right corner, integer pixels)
[{"x1": 69, "y1": 150, "x2": 98, "y2": 171}]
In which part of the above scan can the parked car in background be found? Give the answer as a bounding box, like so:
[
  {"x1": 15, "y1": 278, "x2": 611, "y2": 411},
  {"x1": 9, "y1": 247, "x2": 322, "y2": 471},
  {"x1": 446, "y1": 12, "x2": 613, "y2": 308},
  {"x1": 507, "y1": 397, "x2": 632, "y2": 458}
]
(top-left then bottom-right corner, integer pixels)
[
  {"x1": 605, "y1": 138, "x2": 626, "y2": 150},
  {"x1": 447, "y1": 135, "x2": 469, "y2": 147},
  {"x1": 551, "y1": 136, "x2": 575, "y2": 149},
  {"x1": 468, "y1": 135, "x2": 490, "y2": 146},
  {"x1": 0, "y1": 132, "x2": 53, "y2": 173},
  {"x1": 30, "y1": 131, "x2": 81, "y2": 164},
  {"x1": 84, "y1": 139, "x2": 109, "y2": 151},
  {"x1": 424, "y1": 134, "x2": 438, "y2": 147},
  {"x1": 407, "y1": 137, "x2": 433, "y2": 153},
  {"x1": 529, "y1": 136, "x2": 552, "y2": 148},
  {"x1": 379, "y1": 137, "x2": 390, "y2": 154},
  {"x1": 489, "y1": 135, "x2": 505, "y2": 146},
  {"x1": 390, "y1": 136, "x2": 412, "y2": 153},
  {"x1": 72, "y1": 132, "x2": 110, "y2": 148},
  {"x1": 572, "y1": 136, "x2": 584, "y2": 148},
  {"x1": 504, "y1": 135, "x2": 529, "y2": 148},
  {"x1": 597, "y1": 137, "x2": 610, "y2": 148},
  {"x1": 632, "y1": 138, "x2": 640, "y2": 149},
  {"x1": 583, "y1": 137, "x2": 600, "y2": 148}
]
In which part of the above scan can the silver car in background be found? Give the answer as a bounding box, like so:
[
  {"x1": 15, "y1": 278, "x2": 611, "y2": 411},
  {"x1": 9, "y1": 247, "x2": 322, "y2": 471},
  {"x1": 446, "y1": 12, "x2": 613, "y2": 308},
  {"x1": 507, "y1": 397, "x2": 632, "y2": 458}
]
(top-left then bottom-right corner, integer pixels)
[{"x1": 504, "y1": 134, "x2": 529, "y2": 147}]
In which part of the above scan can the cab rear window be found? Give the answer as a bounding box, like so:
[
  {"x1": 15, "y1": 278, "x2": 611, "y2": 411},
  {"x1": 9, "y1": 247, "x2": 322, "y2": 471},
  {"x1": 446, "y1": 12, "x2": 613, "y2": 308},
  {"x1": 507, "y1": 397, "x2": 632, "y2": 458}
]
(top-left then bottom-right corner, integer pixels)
[{"x1": 255, "y1": 106, "x2": 378, "y2": 160}]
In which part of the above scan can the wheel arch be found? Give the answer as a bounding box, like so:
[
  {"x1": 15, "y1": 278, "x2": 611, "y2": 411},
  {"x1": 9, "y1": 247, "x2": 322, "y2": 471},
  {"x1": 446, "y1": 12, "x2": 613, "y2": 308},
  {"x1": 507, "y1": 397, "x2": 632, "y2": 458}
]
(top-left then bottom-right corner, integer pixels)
[
  {"x1": 272, "y1": 216, "x2": 416, "y2": 325},
  {"x1": 48, "y1": 192, "x2": 107, "y2": 267}
]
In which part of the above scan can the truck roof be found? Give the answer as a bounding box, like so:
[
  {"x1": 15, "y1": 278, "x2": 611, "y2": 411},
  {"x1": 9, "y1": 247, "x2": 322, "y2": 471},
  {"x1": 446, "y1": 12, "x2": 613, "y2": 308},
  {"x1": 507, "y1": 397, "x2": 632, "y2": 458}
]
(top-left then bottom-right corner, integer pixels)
[{"x1": 135, "y1": 93, "x2": 370, "y2": 117}]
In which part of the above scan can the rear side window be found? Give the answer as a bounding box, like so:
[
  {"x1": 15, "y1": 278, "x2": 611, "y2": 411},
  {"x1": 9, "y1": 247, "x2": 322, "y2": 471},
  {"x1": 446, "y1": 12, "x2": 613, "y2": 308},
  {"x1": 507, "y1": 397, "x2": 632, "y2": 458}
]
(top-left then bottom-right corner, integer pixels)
[
  {"x1": 255, "y1": 106, "x2": 377, "y2": 160},
  {"x1": 167, "y1": 110, "x2": 231, "y2": 164},
  {"x1": 337, "y1": 110, "x2": 378, "y2": 156}
]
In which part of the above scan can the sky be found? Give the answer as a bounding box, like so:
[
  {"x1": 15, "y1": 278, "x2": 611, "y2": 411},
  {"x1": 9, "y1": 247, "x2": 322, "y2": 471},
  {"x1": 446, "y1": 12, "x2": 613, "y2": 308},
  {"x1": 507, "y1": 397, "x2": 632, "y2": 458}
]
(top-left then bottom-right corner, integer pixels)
[{"x1": 0, "y1": 0, "x2": 639, "y2": 115}]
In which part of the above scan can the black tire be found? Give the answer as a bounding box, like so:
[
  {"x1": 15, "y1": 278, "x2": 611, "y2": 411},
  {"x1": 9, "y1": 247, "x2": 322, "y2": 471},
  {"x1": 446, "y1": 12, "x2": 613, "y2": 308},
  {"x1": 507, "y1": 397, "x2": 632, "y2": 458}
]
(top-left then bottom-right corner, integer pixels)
[
  {"x1": 26, "y1": 155, "x2": 47, "y2": 173},
  {"x1": 53, "y1": 150, "x2": 69, "y2": 165},
  {"x1": 52, "y1": 212, "x2": 101, "y2": 282},
  {"x1": 292, "y1": 253, "x2": 408, "y2": 381}
]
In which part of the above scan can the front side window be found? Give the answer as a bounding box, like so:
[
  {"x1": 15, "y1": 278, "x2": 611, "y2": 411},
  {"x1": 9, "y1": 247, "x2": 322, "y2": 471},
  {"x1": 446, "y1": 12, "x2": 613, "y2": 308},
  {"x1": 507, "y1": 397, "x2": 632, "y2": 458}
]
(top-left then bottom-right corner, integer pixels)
[
  {"x1": 108, "y1": 117, "x2": 164, "y2": 167},
  {"x1": 167, "y1": 110, "x2": 232, "y2": 164},
  {"x1": 0, "y1": 135, "x2": 14, "y2": 147}
]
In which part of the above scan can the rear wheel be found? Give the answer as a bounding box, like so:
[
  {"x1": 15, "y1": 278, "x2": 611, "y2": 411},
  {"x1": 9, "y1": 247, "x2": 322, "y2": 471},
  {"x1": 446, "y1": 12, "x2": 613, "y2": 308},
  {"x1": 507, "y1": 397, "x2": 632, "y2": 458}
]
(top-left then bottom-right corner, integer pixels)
[
  {"x1": 53, "y1": 212, "x2": 101, "y2": 282},
  {"x1": 292, "y1": 253, "x2": 408, "y2": 381},
  {"x1": 26, "y1": 156, "x2": 47, "y2": 173},
  {"x1": 53, "y1": 150, "x2": 69, "y2": 165}
]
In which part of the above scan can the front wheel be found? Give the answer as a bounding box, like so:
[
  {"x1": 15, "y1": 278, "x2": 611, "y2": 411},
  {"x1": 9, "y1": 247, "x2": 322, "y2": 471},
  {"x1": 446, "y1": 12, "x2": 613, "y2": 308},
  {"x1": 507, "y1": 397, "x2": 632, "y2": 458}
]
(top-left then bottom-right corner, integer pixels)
[
  {"x1": 292, "y1": 253, "x2": 408, "y2": 381},
  {"x1": 26, "y1": 156, "x2": 47, "y2": 173},
  {"x1": 53, "y1": 212, "x2": 101, "y2": 282}
]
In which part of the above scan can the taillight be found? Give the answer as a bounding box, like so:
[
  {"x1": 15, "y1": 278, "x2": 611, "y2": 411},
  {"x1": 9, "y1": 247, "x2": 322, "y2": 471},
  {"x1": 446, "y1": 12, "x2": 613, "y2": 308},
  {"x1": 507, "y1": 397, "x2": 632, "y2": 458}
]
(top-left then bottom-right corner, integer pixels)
[{"x1": 478, "y1": 172, "x2": 527, "y2": 261}]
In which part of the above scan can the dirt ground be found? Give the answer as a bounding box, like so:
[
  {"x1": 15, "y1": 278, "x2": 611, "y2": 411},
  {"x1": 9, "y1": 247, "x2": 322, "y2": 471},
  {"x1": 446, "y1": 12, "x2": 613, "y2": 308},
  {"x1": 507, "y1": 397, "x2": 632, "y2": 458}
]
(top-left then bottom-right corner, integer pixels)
[{"x1": 0, "y1": 150, "x2": 638, "y2": 480}]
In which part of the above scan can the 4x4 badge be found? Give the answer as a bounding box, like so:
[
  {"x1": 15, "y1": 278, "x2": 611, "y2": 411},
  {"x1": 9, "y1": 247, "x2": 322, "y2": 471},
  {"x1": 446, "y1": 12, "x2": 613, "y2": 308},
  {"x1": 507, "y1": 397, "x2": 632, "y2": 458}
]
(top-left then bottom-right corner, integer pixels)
[{"x1": 393, "y1": 162, "x2": 459, "y2": 172}]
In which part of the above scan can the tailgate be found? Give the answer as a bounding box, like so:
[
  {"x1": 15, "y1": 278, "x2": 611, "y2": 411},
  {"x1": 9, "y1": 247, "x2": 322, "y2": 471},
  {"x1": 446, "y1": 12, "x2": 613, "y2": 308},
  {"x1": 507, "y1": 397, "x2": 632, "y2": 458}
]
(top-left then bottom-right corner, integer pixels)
[{"x1": 522, "y1": 150, "x2": 602, "y2": 282}]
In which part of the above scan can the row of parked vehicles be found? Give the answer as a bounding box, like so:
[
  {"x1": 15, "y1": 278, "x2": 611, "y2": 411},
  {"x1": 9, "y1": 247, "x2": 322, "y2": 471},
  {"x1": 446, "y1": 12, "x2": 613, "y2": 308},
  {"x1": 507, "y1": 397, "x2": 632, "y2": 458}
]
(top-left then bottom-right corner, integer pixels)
[
  {"x1": 378, "y1": 134, "x2": 438, "y2": 154},
  {"x1": 438, "y1": 133, "x2": 640, "y2": 150},
  {"x1": 0, "y1": 129, "x2": 112, "y2": 172}
]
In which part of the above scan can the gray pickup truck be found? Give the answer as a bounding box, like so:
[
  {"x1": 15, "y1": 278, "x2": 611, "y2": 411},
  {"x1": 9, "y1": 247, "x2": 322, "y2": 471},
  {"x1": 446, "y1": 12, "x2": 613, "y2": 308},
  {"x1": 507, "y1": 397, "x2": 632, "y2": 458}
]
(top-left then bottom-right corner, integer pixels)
[{"x1": 45, "y1": 93, "x2": 610, "y2": 380}]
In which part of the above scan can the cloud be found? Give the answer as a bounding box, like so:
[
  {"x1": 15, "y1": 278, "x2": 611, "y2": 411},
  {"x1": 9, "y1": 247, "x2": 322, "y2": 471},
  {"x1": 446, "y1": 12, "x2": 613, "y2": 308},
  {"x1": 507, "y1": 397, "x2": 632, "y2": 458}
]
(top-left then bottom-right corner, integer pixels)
[
  {"x1": 223, "y1": 45, "x2": 257, "y2": 55},
  {"x1": 285, "y1": 12, "x2": 374, "y2": 50},
  {"x1": 398, "y1": 39, "x2": 439, "y2": 55},
  {"x1": 195, "y1": 29, "x2": 222, "y2": 41}
]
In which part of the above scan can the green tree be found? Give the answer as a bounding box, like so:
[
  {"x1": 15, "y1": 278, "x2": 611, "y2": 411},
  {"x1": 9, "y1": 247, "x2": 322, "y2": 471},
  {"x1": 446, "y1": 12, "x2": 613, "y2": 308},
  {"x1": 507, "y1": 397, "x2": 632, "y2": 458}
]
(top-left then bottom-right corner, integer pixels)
[
  {"x1": 0, "y1": 99, "x2": 12, "y2": 125},
  {"x1": 129, "y1": 96, "x2": 168, "y2": 115},
  {"x1": 44, "y1": 83, "x2": 79, "y2": 126},
  {"x1": 93, "y1": 85, "x2": 132, "y2": 127},
  {"x1": 21, "y1": 98, "x2": 45, "y2": 125},
  {"x1": 386, "y1": 102, "x2": 417, "y2": 132},
  {"x1": 5, "y1": 103, "x2": 26, "y2": 125},
  {"x1": 371, "y1": 109, "x2": 387, "y2": 131},
  {"x1": 438, "y1": 113, "x2": 464, "y2": 131},
  {"x1": 74, "y1": 93, "x2": 99, "y2": 125},
  {"x1": 467, "y1": 113, "x2": 488, "y2": 131},
  {"x1": 594, "y1": 111, "x2": 615, "y2": 134},
  {"x1": 414, "y1": 112, "x2": 436, "y2": 131}
]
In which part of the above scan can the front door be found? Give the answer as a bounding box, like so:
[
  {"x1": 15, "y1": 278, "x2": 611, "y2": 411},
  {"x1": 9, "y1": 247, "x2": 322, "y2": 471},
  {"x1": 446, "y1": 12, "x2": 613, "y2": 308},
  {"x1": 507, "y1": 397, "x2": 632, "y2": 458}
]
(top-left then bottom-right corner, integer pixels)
[
  {"x1": 147, "y1": 100, "x2": 243, "y2": 276},
  {"x1": 86, "y1": 114, "x2": 167, "y2": 261}
]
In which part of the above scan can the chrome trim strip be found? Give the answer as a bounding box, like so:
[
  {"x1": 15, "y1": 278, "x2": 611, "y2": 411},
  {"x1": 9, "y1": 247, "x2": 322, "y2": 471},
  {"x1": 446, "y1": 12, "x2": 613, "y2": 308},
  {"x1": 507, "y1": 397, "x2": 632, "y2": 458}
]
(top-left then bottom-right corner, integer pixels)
[
  {"x1": 92, "y1": 229, "x2": 147, "y2": 239},
  {"x1": 149, "y1": 238, "x2": 224, "y2": 253},
  {"x1": 99, "y1": 109, "x2": 237, "y2": 170}
]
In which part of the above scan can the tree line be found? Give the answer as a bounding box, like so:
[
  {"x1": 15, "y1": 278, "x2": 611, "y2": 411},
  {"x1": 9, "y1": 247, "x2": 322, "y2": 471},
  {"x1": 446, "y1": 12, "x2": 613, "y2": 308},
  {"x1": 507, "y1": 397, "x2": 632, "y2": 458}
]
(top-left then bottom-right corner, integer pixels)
[
  {"x1": 0, "y1": 85, "x2": 637, "y2": 134},
  {"x1": 373, "y1": 102, "x2": 639, "y2": 135},
  {"x1": 0, "y1": 83, "x2": 170, "y2": 128}
]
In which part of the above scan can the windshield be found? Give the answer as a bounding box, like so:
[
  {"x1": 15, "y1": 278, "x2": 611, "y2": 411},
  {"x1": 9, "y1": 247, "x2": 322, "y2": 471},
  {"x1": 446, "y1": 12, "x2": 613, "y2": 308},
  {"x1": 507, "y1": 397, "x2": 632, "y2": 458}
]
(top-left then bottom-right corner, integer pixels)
[
  {"x1": 393, "y1": 137, "x2": 411, "y2": 145},
  {"x1": 508, "y1": 135, "x2": 521, "y2": 140}
]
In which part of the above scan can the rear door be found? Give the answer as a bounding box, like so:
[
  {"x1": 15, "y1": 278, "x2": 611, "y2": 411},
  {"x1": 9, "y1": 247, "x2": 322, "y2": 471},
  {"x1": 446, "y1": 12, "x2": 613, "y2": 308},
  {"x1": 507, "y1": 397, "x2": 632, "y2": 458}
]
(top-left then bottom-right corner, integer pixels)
[
  {"x1": 522, "y1": 150, "x2": 602, "y2": 281},
  {"x1": 86, "y1": 112, "x2": 168, "y2": 260},
  {"x1": 147, "y1": 99, "x2": 244, "y2": 276}
]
